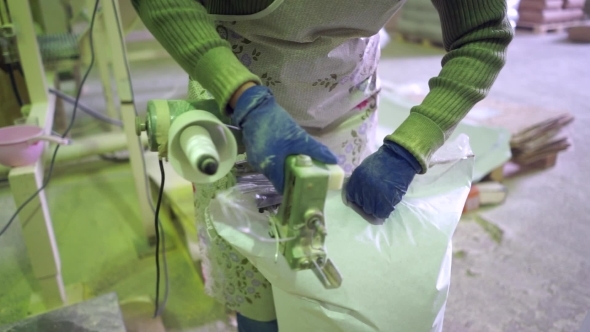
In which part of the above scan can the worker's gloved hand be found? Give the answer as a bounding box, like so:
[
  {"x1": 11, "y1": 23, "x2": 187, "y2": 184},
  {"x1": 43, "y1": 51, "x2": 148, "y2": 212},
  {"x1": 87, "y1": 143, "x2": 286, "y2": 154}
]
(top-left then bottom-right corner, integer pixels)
[
  {"x1": 231, "y1": 85, "x2": 338, "y2": 194},
  {"x1": 345, "y1": 140, "x2": 422, "y2": 220}
]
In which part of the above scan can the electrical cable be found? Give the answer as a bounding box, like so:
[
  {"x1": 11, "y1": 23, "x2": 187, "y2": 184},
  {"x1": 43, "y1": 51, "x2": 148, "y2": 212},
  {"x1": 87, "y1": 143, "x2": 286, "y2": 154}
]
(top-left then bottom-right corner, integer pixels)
[
  {"x1": 7, "y1": 63, "x2": 23, "y2": 107},
  {"x1": 109, "y1": 0, "x2": 169, "y2": 316},
  {"x1": 153, "y1": 160, "x2": 170, "y2": 318},
  {"x1": 48, "y1": 88, "x2": 123, "y2": 127},
  {"x1": 153, "y1": 159, "x2": 165, "y2": 318},
  {"x1": 0, "y1": 0, "x2": 100, "y2": 238},
  {"x1": 154, "y1": 193, "x2": 170, "y2": 318}
]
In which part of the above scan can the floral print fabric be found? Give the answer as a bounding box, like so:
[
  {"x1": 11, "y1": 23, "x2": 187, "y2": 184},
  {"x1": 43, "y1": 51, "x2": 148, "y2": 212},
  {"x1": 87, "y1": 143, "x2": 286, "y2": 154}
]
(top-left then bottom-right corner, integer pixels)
[{"x1": 191, "y1": 90, "x2": 379, "y2": 322}]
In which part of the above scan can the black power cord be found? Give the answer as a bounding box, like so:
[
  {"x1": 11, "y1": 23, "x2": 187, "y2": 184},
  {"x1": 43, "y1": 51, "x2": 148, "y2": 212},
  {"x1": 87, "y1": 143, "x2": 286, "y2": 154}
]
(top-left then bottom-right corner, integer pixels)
[
  {"x1": 0, "y1": 0, "x2": 100, "y2": 238},
  {"x1": 154, "y1": 159, "x2": 165, "y2": 318},
  {"x1": 108, "y1": 0, "x2": 170, "y2": 316}
]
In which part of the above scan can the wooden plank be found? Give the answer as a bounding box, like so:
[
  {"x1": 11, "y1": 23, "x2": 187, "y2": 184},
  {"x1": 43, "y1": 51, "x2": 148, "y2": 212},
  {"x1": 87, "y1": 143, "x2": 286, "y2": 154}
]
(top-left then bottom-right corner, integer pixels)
[
  {"x1": 517, "y1": 20, "x2": 587, "y2": 34},
  {"x1": 8, "y1": 161, "x2": 67, "y2": 309}
]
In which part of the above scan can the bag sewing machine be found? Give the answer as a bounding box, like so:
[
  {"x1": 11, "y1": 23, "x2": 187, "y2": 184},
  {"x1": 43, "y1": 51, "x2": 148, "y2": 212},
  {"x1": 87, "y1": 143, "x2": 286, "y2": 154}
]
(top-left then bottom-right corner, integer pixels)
[{"x1": 135, "y1": 99, "x2": 344, "y2": 289}]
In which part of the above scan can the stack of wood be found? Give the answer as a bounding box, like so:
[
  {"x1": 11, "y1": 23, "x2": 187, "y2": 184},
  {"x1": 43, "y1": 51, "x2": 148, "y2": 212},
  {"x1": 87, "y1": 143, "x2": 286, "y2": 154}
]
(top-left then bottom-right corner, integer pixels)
[
  {"x1": 467, "y1": 98, "x2": 575, "y2": 171},
  {"x1": 510, "y1": 113, "x2": 573, "y2": 167},
  {"x1": 461, "y1": 101, "x2": 574, "y2": 214},
  {"x1": 518, "y1": 0, "x2": 586, "y2": 28}
]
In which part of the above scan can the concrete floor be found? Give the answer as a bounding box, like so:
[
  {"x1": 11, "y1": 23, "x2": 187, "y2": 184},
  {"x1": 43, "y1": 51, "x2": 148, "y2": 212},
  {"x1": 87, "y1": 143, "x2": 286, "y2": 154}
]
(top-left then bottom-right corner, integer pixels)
[
  {"x1": 0, "y1": 161, "x2": 231, "y2": 330},
  {"x1": 379, "y1": 32, "x2": 590, "y2": 331},
  {"x1": 0, "y1": 38, "x2": 230, "y2": 330},
  {"x1": 1, "y1": 30, "x2": 589, "y2": 331}
]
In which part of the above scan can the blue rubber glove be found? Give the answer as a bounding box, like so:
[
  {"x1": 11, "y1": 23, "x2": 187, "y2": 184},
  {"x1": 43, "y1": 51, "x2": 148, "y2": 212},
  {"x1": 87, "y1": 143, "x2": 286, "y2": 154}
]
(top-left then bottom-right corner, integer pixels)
[
  {"x1": 232, "y1": 85, "x2": 338, "y2": 194},
  {"x1": 345, "y1": 140, "x2": 423, "y2": 220}
]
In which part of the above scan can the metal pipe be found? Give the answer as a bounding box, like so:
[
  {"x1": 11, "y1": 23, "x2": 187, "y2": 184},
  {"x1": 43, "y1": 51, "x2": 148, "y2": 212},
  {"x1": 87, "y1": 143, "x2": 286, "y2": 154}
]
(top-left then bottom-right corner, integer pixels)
[
  {"x1": 0, "y1": 132, "x2": 149, "y2": 175},
  {"x1": 48, "y1": 88, "x2": 123, "y2": 127}
]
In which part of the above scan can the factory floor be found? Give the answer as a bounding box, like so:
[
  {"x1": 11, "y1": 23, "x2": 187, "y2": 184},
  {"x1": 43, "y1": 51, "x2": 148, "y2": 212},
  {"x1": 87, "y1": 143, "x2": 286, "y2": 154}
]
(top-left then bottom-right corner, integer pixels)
[
  {"x1": 378, "y1": 32, "x2": 590, "y2": 332},
  {"x1": 0, "y1": 30, "x2": 589, "y2": 331}
]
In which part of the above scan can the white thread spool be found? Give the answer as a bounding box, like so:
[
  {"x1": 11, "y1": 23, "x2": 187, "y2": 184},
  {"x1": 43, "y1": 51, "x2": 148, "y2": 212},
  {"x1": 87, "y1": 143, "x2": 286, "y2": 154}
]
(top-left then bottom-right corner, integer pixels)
[
  {"x1": 179, "y1": 125, "x2": 220, "y2": 176},
  {"x1": 168, "y1": 110, "x2": 237, "y2": 184}
]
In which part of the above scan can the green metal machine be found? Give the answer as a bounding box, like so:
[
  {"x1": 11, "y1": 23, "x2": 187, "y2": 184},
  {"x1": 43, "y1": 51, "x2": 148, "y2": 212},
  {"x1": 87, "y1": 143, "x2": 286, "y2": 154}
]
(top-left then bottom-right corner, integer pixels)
[{"x1": 136, "y1": 99, "x2": 343, "y2": 289}]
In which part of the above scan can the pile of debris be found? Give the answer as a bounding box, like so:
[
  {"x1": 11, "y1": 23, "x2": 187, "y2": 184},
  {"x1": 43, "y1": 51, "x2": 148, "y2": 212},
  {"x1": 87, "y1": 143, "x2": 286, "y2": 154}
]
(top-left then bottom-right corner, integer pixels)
[
  {"x1": 471, "y1": 98, "x2": 574, "y2": 175},
  {"x1": 462, "y1": 98, "x2": 575, "y2": 213}
]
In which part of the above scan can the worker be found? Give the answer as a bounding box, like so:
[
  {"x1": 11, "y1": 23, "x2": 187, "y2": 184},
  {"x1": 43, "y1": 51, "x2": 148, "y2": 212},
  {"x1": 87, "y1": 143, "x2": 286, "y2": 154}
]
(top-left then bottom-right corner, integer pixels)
[{"x1": 132, "y1": 0, "x2": 513, "y2": 330}]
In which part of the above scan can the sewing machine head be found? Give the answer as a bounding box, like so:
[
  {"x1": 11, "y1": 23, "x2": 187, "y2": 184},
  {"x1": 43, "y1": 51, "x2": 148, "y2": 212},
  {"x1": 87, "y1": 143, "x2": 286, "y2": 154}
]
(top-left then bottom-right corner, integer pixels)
[
  {"x1": 236, "y1": 155, "x2": 344, "y2": 289},
  {"x1": 136, "y1": 99, "x2": 344, "y2": 289},
  {"x1": 135, "y1": 99, "x2": 244, "y2": 159},
  {"x1": 270, "y1": 155, "x2": 344, "y2": 289}
]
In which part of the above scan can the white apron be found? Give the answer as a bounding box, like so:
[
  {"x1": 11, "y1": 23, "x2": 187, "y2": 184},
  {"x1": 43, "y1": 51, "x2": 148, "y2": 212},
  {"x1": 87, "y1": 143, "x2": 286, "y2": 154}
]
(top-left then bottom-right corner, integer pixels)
[{"x1": 190, "y1": 0, "x2": 406, "y2": 321}]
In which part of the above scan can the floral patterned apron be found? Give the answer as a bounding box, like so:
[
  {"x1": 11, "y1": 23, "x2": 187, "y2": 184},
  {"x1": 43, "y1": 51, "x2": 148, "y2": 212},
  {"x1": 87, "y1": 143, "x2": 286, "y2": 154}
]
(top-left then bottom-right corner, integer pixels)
[{"x1": 190, "y1": 0, "x2": 405, "y2": 321}]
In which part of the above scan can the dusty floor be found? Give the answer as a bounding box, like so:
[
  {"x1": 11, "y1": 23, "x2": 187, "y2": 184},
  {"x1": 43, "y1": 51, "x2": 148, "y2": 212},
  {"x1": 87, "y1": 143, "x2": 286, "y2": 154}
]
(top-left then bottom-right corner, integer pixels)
[
  {"x1": 379, "y1": 32, "x2": 590, "y2": 332},
  {"x1": 1, "y1": 29, "x2": 589, "y2": 331}
]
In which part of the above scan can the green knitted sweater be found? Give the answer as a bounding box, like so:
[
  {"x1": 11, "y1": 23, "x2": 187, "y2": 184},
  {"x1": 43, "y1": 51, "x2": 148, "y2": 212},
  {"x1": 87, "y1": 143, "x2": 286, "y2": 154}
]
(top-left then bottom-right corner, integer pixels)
[{"x1": 132, "y1": 0, "x2": 513, "y2": 172}]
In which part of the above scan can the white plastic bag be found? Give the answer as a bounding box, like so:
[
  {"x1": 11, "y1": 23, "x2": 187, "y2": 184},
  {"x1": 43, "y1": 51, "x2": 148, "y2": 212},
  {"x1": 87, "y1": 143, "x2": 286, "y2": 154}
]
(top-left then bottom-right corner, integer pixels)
[{"x1": 208, "y1": 134, "x2": 474, "y2": 332}]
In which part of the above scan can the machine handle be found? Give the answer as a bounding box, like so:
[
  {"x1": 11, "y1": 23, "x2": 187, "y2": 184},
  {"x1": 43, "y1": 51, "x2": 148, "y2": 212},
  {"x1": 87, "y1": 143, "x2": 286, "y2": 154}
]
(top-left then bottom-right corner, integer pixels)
[{"x1": 312, "y1": 258, "x2": 343, "y2": 289}]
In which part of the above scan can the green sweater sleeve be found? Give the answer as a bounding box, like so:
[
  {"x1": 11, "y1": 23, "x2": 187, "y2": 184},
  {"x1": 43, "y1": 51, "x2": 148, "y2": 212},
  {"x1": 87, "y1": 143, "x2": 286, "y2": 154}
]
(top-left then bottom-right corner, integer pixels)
[
  {"x1": 131, "y1": 0, "x2": 261, "y2": 112},
  {"x1": 386, "y1": 0, "x2": 514, "y2": 173}
]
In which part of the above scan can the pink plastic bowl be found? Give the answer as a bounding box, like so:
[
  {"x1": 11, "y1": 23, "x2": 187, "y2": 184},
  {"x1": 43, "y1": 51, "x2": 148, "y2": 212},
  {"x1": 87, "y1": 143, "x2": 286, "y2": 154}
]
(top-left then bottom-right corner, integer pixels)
[{"x1": 0, "y1": 125, "x2": 69, "y2": 167}]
